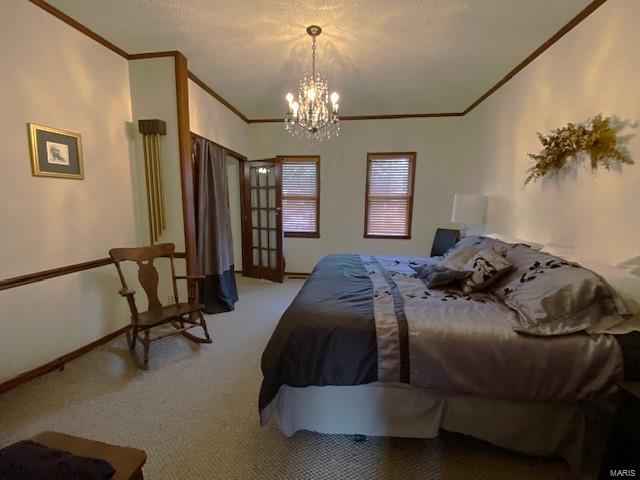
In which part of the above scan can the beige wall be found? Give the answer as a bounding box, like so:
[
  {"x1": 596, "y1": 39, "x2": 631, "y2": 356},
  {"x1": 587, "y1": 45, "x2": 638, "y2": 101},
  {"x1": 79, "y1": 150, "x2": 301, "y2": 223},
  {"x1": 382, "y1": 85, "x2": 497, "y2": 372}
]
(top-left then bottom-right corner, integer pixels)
[
  {"x1": 129, "y1": 57, "x2": 185, "y2": 250},
  {"x1": 188, "y1": 80, "x2": 249, "y2": 156},
  {"x1": 462, "y1": 0, "x2": 640, "y2": 265},
  {"x1": 189, "y1": 79, "x2": 249, "y2": 269},
  {"x1": 249, "y1": 118, "x2": 473, "y2": 272},
  {"x1": 0, "y1": 1, "x2": 137, "y2": 381},
  {"x1": 128, "y1": 56, "x2": 190, "y2": 302}
]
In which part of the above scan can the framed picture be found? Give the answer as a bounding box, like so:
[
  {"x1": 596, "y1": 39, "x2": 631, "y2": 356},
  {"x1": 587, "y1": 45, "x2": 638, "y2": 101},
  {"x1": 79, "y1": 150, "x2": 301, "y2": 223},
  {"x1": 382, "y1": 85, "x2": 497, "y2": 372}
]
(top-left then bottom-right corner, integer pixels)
[{"x1": 28, "y1": 123, "x2": 84, "y2": 179}]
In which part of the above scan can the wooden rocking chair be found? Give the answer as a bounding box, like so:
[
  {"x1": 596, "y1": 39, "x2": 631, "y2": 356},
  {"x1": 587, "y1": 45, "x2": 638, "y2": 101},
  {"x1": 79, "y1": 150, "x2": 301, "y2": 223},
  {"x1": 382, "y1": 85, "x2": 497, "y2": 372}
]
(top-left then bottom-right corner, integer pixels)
[{"x1": 109, "y1": 243, "x2": 212, "y2": 370}]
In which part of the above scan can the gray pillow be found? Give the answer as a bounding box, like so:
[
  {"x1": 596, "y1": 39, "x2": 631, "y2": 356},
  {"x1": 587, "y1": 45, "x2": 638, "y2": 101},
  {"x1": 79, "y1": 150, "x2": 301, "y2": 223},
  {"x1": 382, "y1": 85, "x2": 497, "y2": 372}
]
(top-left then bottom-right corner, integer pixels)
[
  {"x1": 460, "y1": 248, "x2": 513, "y2": 293},
  {"x1": 493, "y1": 244, "x2": 626, "y2": 336},
  {"x1": 440, "y1": 246, "x2": 478, "y2": 270},
  {"x1": 411, "y1": 264, "x2": 472, "y2": 288},
  {"x1": 441, "y1": 236, "x2": 510, "y2": 269}
]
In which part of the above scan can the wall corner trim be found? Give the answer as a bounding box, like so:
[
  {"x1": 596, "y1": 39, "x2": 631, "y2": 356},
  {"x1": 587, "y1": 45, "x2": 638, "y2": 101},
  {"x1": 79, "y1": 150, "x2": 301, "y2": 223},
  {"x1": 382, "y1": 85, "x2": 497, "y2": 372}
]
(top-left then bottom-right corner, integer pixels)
[{"x1": 174, "y1": 53, "x2": 198, "y2": 276}]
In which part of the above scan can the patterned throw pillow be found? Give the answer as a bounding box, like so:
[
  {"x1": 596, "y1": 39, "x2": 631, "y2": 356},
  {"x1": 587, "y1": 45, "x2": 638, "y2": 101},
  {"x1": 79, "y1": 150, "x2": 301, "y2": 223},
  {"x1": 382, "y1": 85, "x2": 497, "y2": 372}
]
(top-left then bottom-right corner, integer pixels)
[
  {"x1": 440, "y1": 246, "x2": 478, "y2": 270},
  {"x1": 440, "y1": 236, "x2": 510, "y2": 269},
  {"x1": 411, "y1": 264, "x2": 473, "y2": 288},
  {"x1": 492, "y1": 244, "x2": 630, "y2": 336},
  {"x1": 460, "y1": 248, "x2": 513, "y2": 293}
]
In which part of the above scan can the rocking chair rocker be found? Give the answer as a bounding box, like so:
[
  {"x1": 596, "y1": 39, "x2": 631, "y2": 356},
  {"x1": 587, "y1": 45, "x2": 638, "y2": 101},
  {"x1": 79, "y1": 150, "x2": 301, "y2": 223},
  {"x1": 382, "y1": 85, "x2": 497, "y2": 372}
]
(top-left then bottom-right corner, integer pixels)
[{"x1": 109, "y1": 243, "x2": 212, "y2": 370}]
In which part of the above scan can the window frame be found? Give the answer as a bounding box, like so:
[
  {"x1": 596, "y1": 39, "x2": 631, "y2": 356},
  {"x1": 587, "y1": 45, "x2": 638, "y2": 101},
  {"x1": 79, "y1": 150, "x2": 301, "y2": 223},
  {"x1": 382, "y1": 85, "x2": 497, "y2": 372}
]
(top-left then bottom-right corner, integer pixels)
[
  {"x1": 363, "y1": 152, "x2": 417, "y2": 240},
  {"x1": 280, "y1": 155, "x2": 321, "y2": 239}
]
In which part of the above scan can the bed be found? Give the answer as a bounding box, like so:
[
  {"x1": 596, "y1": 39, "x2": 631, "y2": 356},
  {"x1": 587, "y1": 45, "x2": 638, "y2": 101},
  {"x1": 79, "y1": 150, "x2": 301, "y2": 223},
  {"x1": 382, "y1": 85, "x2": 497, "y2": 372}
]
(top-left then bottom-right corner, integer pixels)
[{"x1": 259, "y1": 237, "x2": 640, "y2": 477}]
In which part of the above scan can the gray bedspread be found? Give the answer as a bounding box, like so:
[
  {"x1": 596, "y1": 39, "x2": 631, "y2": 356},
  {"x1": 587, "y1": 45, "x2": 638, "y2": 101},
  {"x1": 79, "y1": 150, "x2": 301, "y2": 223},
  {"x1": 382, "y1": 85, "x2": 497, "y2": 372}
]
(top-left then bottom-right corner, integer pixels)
[{"x1": 259, "y1": 254, "x2": 624, "y2": 413}]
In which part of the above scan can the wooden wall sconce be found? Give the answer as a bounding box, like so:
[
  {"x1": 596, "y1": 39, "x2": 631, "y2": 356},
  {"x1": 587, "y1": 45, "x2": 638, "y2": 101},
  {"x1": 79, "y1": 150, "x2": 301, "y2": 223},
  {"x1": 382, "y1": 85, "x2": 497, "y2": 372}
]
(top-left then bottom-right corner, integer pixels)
[{"x1": 138, "y1": 119, "x2": 167, "y2": 244}]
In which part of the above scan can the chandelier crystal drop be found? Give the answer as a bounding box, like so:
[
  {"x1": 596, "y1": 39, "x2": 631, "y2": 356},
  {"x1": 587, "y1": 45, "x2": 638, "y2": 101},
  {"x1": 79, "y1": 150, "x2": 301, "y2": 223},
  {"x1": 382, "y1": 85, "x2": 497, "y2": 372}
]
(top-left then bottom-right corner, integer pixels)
[{"x1": 284, "y1": 25, "x2": 339, "y2": 143}]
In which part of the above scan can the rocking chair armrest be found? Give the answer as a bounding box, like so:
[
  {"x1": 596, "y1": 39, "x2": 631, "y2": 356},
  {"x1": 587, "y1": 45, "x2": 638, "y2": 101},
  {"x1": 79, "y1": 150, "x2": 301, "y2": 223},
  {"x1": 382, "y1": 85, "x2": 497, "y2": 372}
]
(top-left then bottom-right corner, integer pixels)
[
  {"x1": 119, "y1": 288, "x2": 136, "y2": 297},
  {"x1": 174, "y1": 275, "x2": 203, "y2": 305},
  {"x1": 174, "y1": 275, "x2": 205, "y2": 281}
]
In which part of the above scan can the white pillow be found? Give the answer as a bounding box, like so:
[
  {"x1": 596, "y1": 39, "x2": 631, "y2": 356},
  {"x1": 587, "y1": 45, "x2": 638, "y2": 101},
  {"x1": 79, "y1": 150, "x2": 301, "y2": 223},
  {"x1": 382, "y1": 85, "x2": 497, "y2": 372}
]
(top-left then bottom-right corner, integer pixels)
[
  {"x1": 543, "y1": 246, "x2": 640, "y2": 334},
  {"x1": 484, "y1": 233, "x2": 543, "y2": 250},
  {"x1": 540, "y1": 245, "x2": 579, "y2": 261},
  {"x1": 578, "y1": 259, "x2": 640, "y2": 310},
  {"x1": 543, "y1": 247, "x2": 640, "y2": 306},
  {"x1": 589, "y1": 314, "x2": 640, "y2": 334}
]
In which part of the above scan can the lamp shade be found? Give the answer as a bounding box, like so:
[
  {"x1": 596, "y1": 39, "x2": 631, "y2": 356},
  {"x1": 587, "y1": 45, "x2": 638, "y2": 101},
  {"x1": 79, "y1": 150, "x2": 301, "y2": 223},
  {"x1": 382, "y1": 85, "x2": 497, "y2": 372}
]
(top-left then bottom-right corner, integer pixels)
[{"x1": 451, "y1": 194, "x2": 486, "y2": 224}]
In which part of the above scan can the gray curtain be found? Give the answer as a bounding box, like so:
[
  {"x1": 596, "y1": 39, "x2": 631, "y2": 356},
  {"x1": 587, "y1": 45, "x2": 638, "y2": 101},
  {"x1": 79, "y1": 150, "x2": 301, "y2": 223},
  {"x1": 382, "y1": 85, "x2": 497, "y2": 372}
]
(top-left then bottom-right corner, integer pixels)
[{"x1": 194, "y1": 137, "x2": 238, "y2": 313}]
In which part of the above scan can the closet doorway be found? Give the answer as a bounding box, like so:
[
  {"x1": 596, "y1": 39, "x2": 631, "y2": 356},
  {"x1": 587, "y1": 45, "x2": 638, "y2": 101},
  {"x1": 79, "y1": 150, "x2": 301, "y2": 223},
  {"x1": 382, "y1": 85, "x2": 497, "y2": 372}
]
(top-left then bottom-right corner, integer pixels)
[{"x1": 190, "y1": 133, "x2": 246, "y2": 311}]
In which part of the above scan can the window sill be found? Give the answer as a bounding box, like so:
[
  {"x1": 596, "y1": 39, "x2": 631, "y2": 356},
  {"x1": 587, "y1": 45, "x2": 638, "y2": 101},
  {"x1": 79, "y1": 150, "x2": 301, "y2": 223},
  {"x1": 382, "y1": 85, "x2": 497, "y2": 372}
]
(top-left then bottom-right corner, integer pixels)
[
  {"x1": 364, "y1": 234, "x2": 411, "y2": 240},
  {"x1": 284, "y1": 232, "x2": 320, "y2": 239}
]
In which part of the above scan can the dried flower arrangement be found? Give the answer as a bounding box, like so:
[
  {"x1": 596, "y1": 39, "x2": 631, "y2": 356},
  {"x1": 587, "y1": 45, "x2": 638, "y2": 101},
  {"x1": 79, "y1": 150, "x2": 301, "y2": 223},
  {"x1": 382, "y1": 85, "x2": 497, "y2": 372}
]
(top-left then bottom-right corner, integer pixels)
[{"x1": 525, "y1": 114, "x2": 634, "y2": 186}]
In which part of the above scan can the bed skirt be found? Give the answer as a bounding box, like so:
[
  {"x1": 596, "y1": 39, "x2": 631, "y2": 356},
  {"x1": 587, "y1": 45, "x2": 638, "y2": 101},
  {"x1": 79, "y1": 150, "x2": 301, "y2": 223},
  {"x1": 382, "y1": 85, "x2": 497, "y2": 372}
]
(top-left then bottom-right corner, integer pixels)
[{"x1": 261, "y1": 383, "x2": 618, "y2": 479}]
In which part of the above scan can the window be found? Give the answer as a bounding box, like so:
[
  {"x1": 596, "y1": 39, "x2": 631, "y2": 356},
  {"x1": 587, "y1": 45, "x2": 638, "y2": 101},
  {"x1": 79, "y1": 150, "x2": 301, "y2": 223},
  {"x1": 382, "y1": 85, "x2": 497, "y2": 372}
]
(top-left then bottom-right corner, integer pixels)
[
  {"x1": 281, "y1": 156, "x2": 320, "y2": 238},
  {"x1": 364, "y1": 152, "x2": 416, "y2": 239}
]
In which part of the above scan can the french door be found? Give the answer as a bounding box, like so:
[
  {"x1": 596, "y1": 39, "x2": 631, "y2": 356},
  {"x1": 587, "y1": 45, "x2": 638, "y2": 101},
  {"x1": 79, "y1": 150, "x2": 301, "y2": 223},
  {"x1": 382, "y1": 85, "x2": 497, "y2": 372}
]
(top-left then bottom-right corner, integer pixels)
[{"x1": 241, "y1": 159, "x2": 284, "y2": 282}]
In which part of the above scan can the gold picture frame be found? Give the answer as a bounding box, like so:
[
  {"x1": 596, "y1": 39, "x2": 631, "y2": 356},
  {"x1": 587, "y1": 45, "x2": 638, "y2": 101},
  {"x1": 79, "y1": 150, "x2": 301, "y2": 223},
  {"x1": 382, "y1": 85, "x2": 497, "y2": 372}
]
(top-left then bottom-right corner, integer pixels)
[{"x1": 28, "y1": 123, "x2": 84, "y2": 179}]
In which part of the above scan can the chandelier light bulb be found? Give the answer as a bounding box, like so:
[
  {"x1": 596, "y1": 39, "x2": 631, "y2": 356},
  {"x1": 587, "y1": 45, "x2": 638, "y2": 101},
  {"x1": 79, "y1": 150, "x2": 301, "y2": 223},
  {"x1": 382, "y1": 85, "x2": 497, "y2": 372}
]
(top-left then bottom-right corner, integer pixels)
[
  {"x1": 307, "y1": 88, "x2": 316, "y2": 101},
  {"x1": 330, "y1": 92, "x2": 339, "y2": 104},
  {"x1": 292, "y1": 101, "x2": 300, "y2": 117},
  {"x1": 286, "y1": 92, "x2": 294, "y2": 104}
]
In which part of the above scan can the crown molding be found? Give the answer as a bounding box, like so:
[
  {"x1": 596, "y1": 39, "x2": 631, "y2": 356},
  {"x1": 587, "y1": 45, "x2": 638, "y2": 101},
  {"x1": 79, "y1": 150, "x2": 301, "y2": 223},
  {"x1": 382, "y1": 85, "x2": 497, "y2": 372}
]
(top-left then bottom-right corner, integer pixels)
[
  {"x1": 128, "y1": 50, "x2": 181, "y2": 60},
  {"x1": 27, "y1": 0, "x2": 249, "y2": 123},
  {"x1": 187, "y1": 71, "x2": 249, "y2": 123},
  {"x1": 248, "y1": 0, "x2": 607, "y2": 123},
  {"x1": 461, "y1": 0, "x2": 607, "y2": 114},
  {"x1": 28, "y1": 0, "x2": 129, "y2": 59},
  {"x1": 341, "y1": 112, "x2": 464, "y2": 120},
  {"x1": 29, "y1": 0, "x2": 608, "y2": 125},
  {"x1": 247, "y1": 112, "x2": 465, "y2": 123}
]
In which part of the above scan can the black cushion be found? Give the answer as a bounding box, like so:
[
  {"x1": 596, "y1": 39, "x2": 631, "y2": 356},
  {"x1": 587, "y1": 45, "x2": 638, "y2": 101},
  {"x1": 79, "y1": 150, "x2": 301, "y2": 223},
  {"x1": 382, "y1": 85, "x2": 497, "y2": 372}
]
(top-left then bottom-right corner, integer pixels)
[
  {"x1": 431, "y1": 228, "x2": 460, "y2": 257},
  {"x1": 0, "y1": 440, "x2": 115, "y2": 480}
]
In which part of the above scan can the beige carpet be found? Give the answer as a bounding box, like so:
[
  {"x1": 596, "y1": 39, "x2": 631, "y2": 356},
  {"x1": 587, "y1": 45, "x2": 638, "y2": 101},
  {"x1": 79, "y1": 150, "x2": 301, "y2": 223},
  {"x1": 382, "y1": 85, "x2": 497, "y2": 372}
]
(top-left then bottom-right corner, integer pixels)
[{"x1": 0, "y1": 277, "x2": 572, "y2": 479}]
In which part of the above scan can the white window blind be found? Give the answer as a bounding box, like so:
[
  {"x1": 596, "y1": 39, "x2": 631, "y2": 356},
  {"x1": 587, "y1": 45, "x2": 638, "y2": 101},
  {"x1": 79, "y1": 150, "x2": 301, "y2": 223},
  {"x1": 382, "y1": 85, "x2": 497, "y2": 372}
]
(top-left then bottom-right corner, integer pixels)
[
  {"x1": 281, "y1": 158, "x2": 320, "y2": 237},
  {"x1": 365, "y1": 153, "x2": 416, "y2": 238}
]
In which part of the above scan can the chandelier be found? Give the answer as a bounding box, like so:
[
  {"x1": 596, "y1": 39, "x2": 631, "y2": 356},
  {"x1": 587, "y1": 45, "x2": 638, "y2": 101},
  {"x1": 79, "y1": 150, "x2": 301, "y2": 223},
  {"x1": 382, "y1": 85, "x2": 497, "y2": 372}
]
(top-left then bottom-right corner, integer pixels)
[{"x1": 284, "y1": 25, "x2": 340, "y2": 143}]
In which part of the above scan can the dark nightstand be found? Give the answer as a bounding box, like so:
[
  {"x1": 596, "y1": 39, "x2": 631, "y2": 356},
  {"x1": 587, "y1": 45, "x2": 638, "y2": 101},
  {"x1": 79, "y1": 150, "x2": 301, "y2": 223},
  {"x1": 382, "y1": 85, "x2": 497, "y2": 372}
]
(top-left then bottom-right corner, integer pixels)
[{"x1": 600, "y1": 382, "x2": 640, "y2": 478}]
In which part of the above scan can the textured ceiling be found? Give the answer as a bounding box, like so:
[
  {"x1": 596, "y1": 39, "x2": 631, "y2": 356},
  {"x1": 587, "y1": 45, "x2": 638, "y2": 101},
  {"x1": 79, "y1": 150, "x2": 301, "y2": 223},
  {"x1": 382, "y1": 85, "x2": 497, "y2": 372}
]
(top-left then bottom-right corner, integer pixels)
[{"x1": 48, "y1": 0, "x2": 592, "y2": 118}]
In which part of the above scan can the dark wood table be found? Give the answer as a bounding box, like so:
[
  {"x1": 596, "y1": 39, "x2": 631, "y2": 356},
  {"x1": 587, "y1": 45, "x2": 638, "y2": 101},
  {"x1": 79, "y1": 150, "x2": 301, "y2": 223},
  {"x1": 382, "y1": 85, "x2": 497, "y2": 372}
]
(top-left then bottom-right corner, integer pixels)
[{"x1": 31, "y1": 431, "x2": 146, "y2": 480}]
